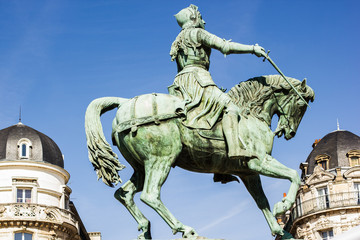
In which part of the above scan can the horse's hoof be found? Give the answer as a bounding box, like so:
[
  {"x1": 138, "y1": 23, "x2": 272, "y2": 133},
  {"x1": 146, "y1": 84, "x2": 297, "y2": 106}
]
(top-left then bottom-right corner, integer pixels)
[
  {"x1": 273, "y1": 198, "x2": 292, "y2": 217},
  {"x1": 137, "y1": 233, "x2": 151, "y2": 240},
  {"x1": 136, "y1": 221, "x2": 151, "y2": 240},
  {"x1": 182, "y1": 226, "x2": 198, "y2": 239},
  {"x1": 271, "y1": 226, "x2": 284, "y2": 236},
  {"x1": 137, "y1": 226, "x2": 151, "y2": 240}
]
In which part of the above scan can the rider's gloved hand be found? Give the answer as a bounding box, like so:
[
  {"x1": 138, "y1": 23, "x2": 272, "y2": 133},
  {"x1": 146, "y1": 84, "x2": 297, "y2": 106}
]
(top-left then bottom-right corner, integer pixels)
[{"x1": 253, "y1": 44, "x2": 266, "y2": 57}]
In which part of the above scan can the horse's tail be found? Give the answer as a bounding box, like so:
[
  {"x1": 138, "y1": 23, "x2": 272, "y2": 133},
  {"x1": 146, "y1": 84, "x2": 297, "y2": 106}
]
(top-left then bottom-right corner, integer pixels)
[{"x1": 85, "y1": 97, "x2": 128, "y2": 187}]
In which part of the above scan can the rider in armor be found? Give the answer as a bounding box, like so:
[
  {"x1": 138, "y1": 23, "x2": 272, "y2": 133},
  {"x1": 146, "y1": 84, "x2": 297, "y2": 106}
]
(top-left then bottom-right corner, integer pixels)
[{"x1": 170, "y1": 4, "x2": 267, "y2": 160}]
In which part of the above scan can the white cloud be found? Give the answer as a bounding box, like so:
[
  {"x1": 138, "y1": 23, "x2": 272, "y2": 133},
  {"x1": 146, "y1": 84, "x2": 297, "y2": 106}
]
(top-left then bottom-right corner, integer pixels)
[{"x1": 198, "y1": 200, "x2": 250, "y2": 233}]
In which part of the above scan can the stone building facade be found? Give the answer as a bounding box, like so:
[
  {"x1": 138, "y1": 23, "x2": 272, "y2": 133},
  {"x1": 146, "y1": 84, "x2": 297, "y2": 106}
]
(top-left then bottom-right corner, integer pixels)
[
  {"x1": 0, "y1": 122, "x2": 101, "y2": 240},
  {"x1": 279, "y1": 129, "x2": 360, "y2": 240}
]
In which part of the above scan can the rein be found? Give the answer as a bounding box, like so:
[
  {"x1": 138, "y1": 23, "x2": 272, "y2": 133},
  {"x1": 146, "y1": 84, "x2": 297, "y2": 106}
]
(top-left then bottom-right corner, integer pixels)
[{"x1": 274, "y1": 92, "x2": 296, "y2": 132}]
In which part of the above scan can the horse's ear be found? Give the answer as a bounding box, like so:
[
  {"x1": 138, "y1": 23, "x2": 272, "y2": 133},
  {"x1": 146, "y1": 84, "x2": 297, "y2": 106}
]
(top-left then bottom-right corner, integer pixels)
[{"x1": 301, "y1": 78, "x2": 307, "y2": 89}]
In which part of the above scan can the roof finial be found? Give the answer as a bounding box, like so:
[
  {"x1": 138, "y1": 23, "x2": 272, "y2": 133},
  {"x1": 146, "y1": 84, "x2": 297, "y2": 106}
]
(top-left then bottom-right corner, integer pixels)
[
  {"x1": 337, "y1": 118, "x2": 340, "y2": 131},
  {"x1": 19, "y1": 106, "x2": 22, "y2": 123}
]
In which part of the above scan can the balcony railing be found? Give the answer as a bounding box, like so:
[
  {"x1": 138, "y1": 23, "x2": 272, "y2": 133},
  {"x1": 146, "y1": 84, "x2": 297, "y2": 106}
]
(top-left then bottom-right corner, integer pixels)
[
  {"x1": 0, "y1": 203, "x2": 77, "y2": 227},
  {"x1": 291, "y1": 191, "x2": 360, "y2": 221}
]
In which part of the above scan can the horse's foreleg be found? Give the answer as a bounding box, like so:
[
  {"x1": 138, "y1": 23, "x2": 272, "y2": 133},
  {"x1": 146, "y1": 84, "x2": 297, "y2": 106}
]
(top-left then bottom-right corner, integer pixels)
[
  {"x1": 114, "y1": 171, "x2": 151, "y2": 240},
  {"x1": 240, "y1": 174, "x2": 284, "y2": 236},
  {"x1": 140, "y1": 156, "x2": 198, "y2": 239},
  {"x1": 247, "y1": 155, "x2": 300, "y2": 217}
]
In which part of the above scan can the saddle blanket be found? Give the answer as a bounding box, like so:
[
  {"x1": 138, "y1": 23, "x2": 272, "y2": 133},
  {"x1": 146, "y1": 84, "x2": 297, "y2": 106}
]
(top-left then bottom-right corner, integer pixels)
[{"x1": 112, "y1": 93, "x2": 185, "y2": 134}]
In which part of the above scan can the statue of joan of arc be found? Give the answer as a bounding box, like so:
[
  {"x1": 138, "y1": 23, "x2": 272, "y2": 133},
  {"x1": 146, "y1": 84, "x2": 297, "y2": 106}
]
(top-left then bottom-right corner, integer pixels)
[{"x1": 170, "y1": 4, "x2": 267, "y2": 160}]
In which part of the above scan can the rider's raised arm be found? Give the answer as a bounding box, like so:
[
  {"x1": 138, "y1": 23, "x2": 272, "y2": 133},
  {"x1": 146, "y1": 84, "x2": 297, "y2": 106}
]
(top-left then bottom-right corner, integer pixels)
[{"x1": 198, "y1": 28, "x2": 265, "y2": 57}]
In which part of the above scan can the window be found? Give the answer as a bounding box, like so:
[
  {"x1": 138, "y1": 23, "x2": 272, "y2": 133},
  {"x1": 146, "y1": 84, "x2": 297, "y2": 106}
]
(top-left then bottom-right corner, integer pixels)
[
  {"x1": 15, "y1": 233, "x2": 32, "y2": 240},
  {"x1": 64, "y1": 195, "x2": 69, "y2": 209},
  {"x1": 12, "y1": 177, "x2": 37, "y2": 204},
  {"x1": 318, "y1": 187, "x2": 330, "y2": 209},
  {"x1": 21, "y1": 144, "x2": 27, "y2": 157},
  {"x1": 320, "y1": 229, "x2": 334, "y2": 239},
  {"x1": 295, "y1": 196, "x2": 302, "y2": 217},
  {"x1": 17, "y1": 189, "x2": 31, "y2": 203},
  {"x1": 17, "y1": 138, "x2": 32, "y2": 159},
  {"x1": 355, "y1": 183, "x2": 360, "y2": 205},
  {"x1": 315, "y1": 154, "x2": 330, "y2": 170},
  {"x1": 347, "y1": 150, "x2": 360, "y2": 167},
  {"x1": 319, "y1": 161, "x2": 327, "y2": 170}
]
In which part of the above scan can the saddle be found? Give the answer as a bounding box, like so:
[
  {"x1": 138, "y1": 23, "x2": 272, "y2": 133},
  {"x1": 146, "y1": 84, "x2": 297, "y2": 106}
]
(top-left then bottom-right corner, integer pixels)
[
  {"x1": 112, "y1": 93, "x2": 185, "y2": 136},
  {"x1": 112, "y1": 93, "x2": 225, "y2": 141}
]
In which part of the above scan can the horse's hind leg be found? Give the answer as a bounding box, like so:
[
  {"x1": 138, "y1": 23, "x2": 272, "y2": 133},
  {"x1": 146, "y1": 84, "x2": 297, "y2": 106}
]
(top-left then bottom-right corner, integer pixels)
[
  {"x1": 247, "y1": 155, "x2": 300, "y2": 217},
  {"x1": 240, "y1": 174, "x2": 283, "y2": 236},
  {"x1": 140, "y1": 156, "x2": 198, "y2": 239},
  {"x1": 114, "y1": 171, "x2": 151, "y2": 240}
]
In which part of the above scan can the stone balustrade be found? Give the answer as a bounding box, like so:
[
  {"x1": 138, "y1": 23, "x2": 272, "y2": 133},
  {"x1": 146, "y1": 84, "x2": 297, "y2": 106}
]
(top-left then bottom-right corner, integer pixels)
[
  {"x1": 0, "y1": 203, "x2": 77, "y2": 229},
  {"x1": 291, "y1": 191, "x2": 360, "y2": 220}
]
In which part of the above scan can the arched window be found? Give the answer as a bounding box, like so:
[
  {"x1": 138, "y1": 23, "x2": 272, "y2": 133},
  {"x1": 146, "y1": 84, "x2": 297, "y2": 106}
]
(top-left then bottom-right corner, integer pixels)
[
  {"x1": 347, "y1": 150, "x2": 360, "y2": 167},
  {"x1": 17, "y1": 138, "x2": 32, "y2": 159},
  {"x1": 21, "y1": 143, "x2": 27, "y2": 157},
  {"x1": 14, "y1": 232, "x2": 32, "y2": 240}
]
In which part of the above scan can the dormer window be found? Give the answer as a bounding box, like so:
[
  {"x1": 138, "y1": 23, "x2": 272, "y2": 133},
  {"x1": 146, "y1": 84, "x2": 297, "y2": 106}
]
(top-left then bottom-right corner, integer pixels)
[
  {"x1": 347, "y1": 150, "x2": 360, "y2": 167},
  {"x1": 21, "y1": 144, "x2": 27, "y2": 157},
  {"x1": 17, "y1": 138, "x2": 32, "y2": 159},
  {"x1": 315, "y1": 154, "x2": 330, "y2": 170}
]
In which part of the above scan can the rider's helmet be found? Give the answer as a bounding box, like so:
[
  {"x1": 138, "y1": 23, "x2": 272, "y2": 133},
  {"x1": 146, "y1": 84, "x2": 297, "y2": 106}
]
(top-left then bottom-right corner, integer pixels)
[{"x1": 174, "y1": 4, "x2": 205, "y2": 29}]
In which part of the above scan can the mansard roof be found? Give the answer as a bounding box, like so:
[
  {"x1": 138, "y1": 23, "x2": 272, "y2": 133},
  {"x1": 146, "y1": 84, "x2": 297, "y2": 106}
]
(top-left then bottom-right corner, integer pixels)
[
  {"x1": 0, "y1": 123, "x2": 64, "y2": 168},
  {"x1": 305, "y1": 130, "x2": 360, "y2": 175}
]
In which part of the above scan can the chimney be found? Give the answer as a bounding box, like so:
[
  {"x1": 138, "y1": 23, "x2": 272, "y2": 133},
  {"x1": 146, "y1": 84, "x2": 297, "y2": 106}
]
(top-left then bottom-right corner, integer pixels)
[{"x1": 312, "y1": 139, "x2": 321, "y2": 148}]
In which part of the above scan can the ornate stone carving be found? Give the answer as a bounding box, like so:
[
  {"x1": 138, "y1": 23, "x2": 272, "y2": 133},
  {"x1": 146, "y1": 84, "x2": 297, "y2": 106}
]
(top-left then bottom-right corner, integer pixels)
[
  {"x1": 44, "y1": 208, "x2": 57, "y2": 222},
  {"x1": 12, "y1": 204, "x2": 36, "y2": 217},
  {"x1": 305, "y1": 165, "x2": 335, "y2": 185},
  {"x1": 315, "y1": 215, "x2": 332, "y2": 230},
  {"x1": 296, "y1": 222, "x2": 316, "y2": 240},
  {"x1": 344, "y1": 166, "x2": 360, "y2": 179},
  {"x1": 0, "y1": 206, "x2": 6, "y2": 217}
]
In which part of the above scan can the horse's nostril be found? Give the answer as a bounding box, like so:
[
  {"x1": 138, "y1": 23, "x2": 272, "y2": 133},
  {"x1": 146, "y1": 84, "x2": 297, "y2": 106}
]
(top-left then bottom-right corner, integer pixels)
[{"x1": 290, "y1": 131, "x2": 296, "y2": 137}]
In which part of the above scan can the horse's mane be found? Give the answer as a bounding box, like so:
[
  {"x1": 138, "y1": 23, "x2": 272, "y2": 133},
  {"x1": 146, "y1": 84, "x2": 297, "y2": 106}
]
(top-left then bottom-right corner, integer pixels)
[{"x1": 227, "y1": 75, "x2": 315, "y2": 123}]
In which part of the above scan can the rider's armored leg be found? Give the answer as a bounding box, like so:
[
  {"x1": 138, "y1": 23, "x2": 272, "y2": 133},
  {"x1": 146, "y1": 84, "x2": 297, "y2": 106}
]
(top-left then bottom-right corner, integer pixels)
[{"x1": 223, "y1": 103, "x2": 253, "y2": 159}]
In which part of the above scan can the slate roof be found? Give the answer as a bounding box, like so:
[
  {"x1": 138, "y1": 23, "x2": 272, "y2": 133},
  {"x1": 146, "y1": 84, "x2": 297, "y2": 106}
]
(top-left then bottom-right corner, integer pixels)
[
  {"x1": 0, "y1": 123, "x2": 64, "y2": 168},
  {"x1": 306, "y1": 130, "x2": 360, "y2": 174}
]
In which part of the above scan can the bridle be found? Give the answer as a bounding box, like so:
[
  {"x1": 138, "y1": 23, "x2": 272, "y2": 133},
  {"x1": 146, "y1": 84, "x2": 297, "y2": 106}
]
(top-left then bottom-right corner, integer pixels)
[{"x1": 274, "y1": 91, "x2": 298, "y2": 133}]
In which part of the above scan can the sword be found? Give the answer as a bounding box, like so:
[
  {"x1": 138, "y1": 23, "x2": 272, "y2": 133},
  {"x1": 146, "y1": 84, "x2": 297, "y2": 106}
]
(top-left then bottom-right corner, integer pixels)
[{"x1": 261, "y1": 49, "x2": 310, "y2": 107}]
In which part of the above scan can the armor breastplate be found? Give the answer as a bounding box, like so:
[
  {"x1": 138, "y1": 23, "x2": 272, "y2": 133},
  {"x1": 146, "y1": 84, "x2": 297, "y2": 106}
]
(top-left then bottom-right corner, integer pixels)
[{"x1": 176, "y1": 46, "x2": 211, "y2": 71}]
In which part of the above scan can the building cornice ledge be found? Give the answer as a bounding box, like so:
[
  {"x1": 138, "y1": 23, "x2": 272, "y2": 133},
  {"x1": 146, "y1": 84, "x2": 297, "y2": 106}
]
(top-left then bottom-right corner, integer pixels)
[{"x1": 0, "y1": 160, "x2": 70, "y2": 182}]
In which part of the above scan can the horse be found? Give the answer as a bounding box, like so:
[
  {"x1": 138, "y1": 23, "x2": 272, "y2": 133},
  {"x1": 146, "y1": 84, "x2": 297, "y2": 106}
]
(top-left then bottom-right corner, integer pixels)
[{"x1": 85, "y1": 75, "x2": 314, "y2": 240}]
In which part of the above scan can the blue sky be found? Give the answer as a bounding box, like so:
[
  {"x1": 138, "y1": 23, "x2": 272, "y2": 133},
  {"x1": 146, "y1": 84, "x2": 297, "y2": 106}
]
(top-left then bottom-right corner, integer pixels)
[{"x1": 1, "y1": 1, "x2": 359, "y2": 239}]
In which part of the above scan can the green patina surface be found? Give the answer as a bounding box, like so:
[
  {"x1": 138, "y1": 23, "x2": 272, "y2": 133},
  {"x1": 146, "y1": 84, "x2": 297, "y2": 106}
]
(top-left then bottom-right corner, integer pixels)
[{"x1": 85, "y1": 4, "x2": 314, "y2": 240}]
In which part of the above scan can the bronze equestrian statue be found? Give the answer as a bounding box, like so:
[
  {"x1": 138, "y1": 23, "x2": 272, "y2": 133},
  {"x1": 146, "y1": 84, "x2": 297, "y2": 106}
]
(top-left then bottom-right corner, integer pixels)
[{"x1": 85, "y1": 4, "x2": 314, "y2": 240}]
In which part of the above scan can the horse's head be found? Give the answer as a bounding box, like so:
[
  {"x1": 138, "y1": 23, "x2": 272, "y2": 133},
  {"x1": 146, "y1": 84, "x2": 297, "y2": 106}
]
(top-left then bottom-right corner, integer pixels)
[
  {"x1": 227, "y1": 75, "x2": 314, "y2": 139},
  {"x1": 274, "y1": 78, "x2": 314, "y2": 140}
]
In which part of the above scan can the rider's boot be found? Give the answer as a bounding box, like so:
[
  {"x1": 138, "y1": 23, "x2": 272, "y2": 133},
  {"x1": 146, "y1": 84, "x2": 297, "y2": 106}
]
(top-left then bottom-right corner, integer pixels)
[{"x1": 223, "y1": 106, "x2": 254, "y2": 160}]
